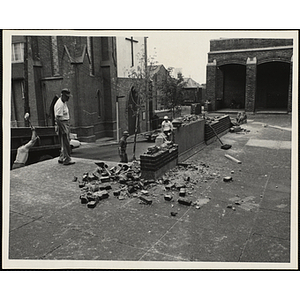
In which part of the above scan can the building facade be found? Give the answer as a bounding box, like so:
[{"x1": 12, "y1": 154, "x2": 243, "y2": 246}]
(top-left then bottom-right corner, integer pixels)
[
  {"x1": 11, "y1": 35, "x2": 118, "y2": 142},
  {"x1": 206, "y1": 38, "x2": 293, "y2": 112}
]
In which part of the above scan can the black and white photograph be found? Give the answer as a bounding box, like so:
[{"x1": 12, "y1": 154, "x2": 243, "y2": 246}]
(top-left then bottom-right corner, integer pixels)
[{"x1": 2, "y1": 29, "x2": 298, "y2": 271}]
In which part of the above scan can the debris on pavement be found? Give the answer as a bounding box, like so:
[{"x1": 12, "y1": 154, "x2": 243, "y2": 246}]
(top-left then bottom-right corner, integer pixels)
[
  {"x1": 225, "y1": 154, "x2": 242, "y2": 164},
  {"x1": 76, "y1": 156, "x2": 246, "y2": 212},
  {"x1": 226, "y1": 204, "x2": 236, "y2": 211},
  {"x1": 139, "y1": 196, "x2": 152, "y2": 205},
  {"x1": 179, "y1": 188, "x2": 186, "y2": 197},
  {"x1": 178, "y1": 198, "x2": 192, "y2": 206},
  {"x1": 164, "y1": 194, "x2": 173, "y2": 201},
  {"x1": 223, "y1": 176, "x2": 233, "y2": 182}
]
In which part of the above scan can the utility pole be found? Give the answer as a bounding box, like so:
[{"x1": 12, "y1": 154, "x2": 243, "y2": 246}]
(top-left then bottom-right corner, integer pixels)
[
  {"x1": 144, "y1": 36, "x2": 150, "y2": 132},
  {"x1": 116, "y1": 95, "x2": 125, "y2": 142},
  {"x1": 24, "y1": 36, "x2": 30, "y2": 127}
]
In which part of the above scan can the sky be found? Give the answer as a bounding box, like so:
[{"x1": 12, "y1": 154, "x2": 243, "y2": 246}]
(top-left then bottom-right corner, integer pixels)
[
  {"x1": 4, "y1": 29, "x2": 296, "y2": 85},
  {"x1": 143, "y1": 30, "x2": 296, "y2": 84}
]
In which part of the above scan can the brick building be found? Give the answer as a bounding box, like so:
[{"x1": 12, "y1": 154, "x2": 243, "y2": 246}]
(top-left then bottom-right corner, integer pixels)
[
  {"x1": 11, "y1": 35, "x2": 118, "y2": 142},
  {"x1": 182, "y1": 77, "x2": 203, "y2": 105},
  {"x1": 206, "y1": 38, "x2": 293, "y2": 113},
  {"x1": 150, "y1": 64, "x2": 169, "y2": 111}
]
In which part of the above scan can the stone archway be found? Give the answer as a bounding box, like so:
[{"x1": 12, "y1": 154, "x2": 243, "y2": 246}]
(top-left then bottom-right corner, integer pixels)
[{"x1": 256, "y1": 61, "x2": 290, "y2": 111}]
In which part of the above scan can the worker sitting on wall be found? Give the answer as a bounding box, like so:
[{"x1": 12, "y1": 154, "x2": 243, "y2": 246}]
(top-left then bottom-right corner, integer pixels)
[
  {"x1": 236, "y1": 111, "x2": 247, "y2": 124},
  {"x1": 12, "y1": 127, "x2": 40, "y2": 170},
  {"x1": 161, "y1": 116, "x2": 174, "y2": 142}
]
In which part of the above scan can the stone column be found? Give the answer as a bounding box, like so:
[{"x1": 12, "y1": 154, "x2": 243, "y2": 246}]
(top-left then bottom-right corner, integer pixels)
[
  {"x1": 206, "y1": 59, "x2": 217, "y2": 111},
  {"x1": 245, "y1": 57, "x2": 257, "y2": 112},
  {"x1": 287, "y1": 55, "x2": 293, "y2": 113}
]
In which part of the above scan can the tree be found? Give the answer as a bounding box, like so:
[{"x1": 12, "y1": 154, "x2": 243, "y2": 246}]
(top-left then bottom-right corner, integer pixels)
[
  {"x1": 118, "y1": 46, "x2": 157, "y2": 160},
  {"x1": 157, "y1": 68, "x2": 187, "y2": 118}
]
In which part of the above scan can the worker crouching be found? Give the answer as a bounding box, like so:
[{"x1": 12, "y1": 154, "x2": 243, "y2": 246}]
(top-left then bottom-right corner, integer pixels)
[{"x1": 119, "y1": 131, "x2": 130, "y2": 163}]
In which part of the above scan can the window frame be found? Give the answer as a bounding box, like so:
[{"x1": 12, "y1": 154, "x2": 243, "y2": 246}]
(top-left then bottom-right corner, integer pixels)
[{"x1": 11, "y1": 42, "x2": 24, "y2": 63}]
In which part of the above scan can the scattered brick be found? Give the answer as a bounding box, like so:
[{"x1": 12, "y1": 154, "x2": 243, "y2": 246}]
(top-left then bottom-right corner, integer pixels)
[
  {"x1": 89, "y1": 173, "x2": 98, "y2": 181},
  {"x1": 82, "y1": 173, "x2": 89, "y2": 181},
  {"x1": 164, "y1": 194, "x2": 173, "y2": 201},
  {"x1": 80, "y1": 194, "x2": 88, "y2": 204},
  {"x1": 101, "y1": 185, "x2": 112, "y2": 190},
  {"x1": 94, "y1": 190, "x2": 109, "y2": 200},
  {"x1": 179, "y1": 188, "x2": 186, "y2": 197},
  {"x1": 90, "y1": 184, "x2": 101, "y2": 192},
  {"x1": 178, "y1": 198, "x2": 192, "y2": 206},
  {"x1": 78, "y1": 182, "x2": 85, "y2": 188},
  {"x1": 100, "y1": 176, "x2": 110, "y2": 183},
  {"x1": 127, "y1": 185, "x2": 137, "y2": 194},
  {"x1": 139, "y1": 196, "x2": 152, "y2": 205},
  {"x1": 118, "y1": 175, "x2": 127, "y2": 184},
  {"x1": 165, "y1": 183, "x2": 174, "y2": 190},
  {"x1": 113, "y1": 189, "x2": 121, "y2": 196},
  {"x1": 87, "y1": 200, "x2": 98, "y2": 208},
  {"x1": 223, "y1": 176, "x2": 233, "y2": 182}
]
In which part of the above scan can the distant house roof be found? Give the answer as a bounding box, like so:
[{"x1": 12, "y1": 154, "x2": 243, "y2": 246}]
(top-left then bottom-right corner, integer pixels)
[
  {"x1": 183, "y1": 77, "x2": 202, "y2": 88},
  {"x1": 149, "y1": 64, "x2": 168, "y2": 78}
]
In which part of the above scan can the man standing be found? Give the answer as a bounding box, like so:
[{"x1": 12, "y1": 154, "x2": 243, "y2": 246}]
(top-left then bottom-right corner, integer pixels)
[
  {"x1": 119, "y1": 131, "x2": 130, "y2": 163},
  {"x1": 12, "y1": 127, "x2": 39, "y2": 170},
  {"x1": 54, "y1": 88, "x2": 75, "y2": 165},
  {"x1": 161, "y1": 115, "x2": 174, "y2": 141}
]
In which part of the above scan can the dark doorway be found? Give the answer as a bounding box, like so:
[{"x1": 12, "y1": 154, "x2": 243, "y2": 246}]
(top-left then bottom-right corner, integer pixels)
[
  {"x1": 256, "y1": 62, "x2": 290, "y2": 111},
  {"x1": 220, "y1": 64, "x2": 246, "y2": 109},
  {"x1": 49, "y1": 95, "x2": 59, "y2": 126},
  {"x1": 128, "y1": 87, "x2": 139, "y2": 135}
]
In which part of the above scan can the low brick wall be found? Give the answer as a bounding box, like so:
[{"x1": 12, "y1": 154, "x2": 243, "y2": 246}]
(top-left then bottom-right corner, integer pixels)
[
  {"x1": 205, "y1": 115, "x2": 232, "y2": 144},
  {"x1": 173, "y1": 118, "x2": 206, "y2": 162},
  {"x1": 140, "y1": 115, "x2": 231, "y2": 179},
  {"x1": 140, "y1": 145, "x2": 178, "y2": 180}
]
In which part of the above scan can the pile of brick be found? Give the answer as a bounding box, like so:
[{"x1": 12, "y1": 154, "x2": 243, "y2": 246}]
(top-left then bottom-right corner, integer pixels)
[
  {"x1": 160, "y1": 162, "x2": 221, "y2": 209},
  {"x1": 77, "y1": 159, "x2": 221, "y2": 211},
  {"x1": 172, "y1": 114, "x2": 203, "y2": 127},
  {"x1": 78, "y1": 161, "x2": 158, "y2": 208}
]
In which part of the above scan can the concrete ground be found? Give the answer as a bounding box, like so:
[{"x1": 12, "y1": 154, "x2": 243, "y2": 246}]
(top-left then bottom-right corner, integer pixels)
[{"x1": 4, "y1": 114, "x2": 297, "y2": 269}]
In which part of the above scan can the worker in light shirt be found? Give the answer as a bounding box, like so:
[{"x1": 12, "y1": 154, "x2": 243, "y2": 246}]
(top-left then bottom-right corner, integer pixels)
[
  {"x1": 54, "y1": 88, "x2": 75, "y2": 165},
  {"x1": 12, "y1": 127, "x2": 39, "y2": 170},
  {"x1": 161, "y1": 115, "x2": 174, "y2": 141}
]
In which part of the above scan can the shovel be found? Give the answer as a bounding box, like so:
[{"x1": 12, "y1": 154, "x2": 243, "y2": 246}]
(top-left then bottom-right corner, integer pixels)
[{"x1": 207, "y1": 123, "x2": 232, "y2": 150}]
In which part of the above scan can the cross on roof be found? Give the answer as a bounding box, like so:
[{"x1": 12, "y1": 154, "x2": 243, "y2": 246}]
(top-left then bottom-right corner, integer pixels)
[{"x1": 125, "y1": 37, "x2": 138, "y2": 67}]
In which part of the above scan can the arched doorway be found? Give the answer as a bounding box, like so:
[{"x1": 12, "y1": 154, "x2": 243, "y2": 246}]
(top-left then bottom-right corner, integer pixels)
[
  {"x1": 128, "y1": 86, "x2": 139, "y2": 135},
  {"x1": 219, "y1": 64, "x2": 246, "y2": 109},
  {"x1": 256, "y1": 61, "x2": 290, "y2": 111}
]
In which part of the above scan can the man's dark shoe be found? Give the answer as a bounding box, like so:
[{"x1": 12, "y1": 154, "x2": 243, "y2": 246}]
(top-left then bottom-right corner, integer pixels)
[
  {"x1": 63, "y1": 161, "x2": 75, "y2": 165},
  {"x1": 58, "y1": 160, "x2": 64, "y2": 164}
]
